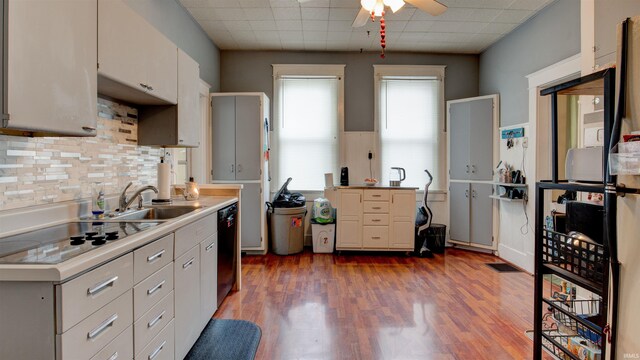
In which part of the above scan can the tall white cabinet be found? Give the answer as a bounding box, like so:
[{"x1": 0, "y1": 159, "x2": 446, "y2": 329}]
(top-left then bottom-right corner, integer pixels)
[
  {"x1": 211, "y1": 93, "x2": 270, "y2": 253},
  {"x1": 447, "y1": 95, "x2": 499, "y2": 251}
]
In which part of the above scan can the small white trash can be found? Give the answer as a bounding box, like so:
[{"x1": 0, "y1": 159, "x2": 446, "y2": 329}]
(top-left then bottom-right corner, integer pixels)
[{"x1": 311, "y1": 221, "x2": 335, "y2": 253}]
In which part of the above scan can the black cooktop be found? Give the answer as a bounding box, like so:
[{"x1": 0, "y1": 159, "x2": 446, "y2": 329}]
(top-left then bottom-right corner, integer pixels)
[{"x1": 0, "y1": 221, "x2": 161, "y2": 264}]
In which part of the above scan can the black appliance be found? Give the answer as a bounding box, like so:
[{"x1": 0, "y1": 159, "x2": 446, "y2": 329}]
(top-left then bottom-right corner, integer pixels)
[
  {"x1": 217, "y1": 203, "x2": 238, "y2": 307},
  {"x1": 565, "y1": 201, "x2": 604, "y2": 244},
  {"x1": 340, "y1": 167, "x2": 349, "y2": 186}
]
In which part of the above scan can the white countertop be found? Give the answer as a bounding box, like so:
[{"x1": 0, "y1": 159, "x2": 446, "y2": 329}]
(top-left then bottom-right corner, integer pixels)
[
  {"x1": 328, "y1": 185, "x2": 419, "y2": 190},
  {"x1": 0, "y1": 196, "x2": 238, "y2": 282}
]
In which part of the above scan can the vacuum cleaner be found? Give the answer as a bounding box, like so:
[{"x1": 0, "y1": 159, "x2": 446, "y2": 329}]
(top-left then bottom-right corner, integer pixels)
[{"x1": 415, "y1": 169, "x2": 434, "y2": 257}]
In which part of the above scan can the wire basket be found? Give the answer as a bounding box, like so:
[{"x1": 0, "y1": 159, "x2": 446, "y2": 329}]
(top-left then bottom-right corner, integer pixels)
[
  {"x1": 541, "y1": 229, "x2": 606, "y2": 285},
  {"x1": 540, "y1": 331, "x2": 578, "y2": 360},
  {"x1": 544, "y1": 293, "x2": 603, "y2": 346}
]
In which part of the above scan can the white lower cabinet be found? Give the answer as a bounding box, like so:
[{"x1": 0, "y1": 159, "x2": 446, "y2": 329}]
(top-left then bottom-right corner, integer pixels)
[
  {"x1": 137, "y1": 319, "x2": 175, "y2": 360},
  {"x1": 134, "y1": 291, "x2": 174, "y2": 356},
  {"x1": 200, "y1": 234, "x2": 218, "y2": 329},
  {"x1": 174, "y1": 245, "x2": 201, "y2": 359},
  {"x1": 389, "y1": 190, "x2": 416, "y2": 249}
]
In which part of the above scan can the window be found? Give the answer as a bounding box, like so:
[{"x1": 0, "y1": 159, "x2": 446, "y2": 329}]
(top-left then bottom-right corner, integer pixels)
[
  {"x1": 374, "y1": 65, "x2": 445, "y2": 190},
  {"x1": 272, "y1": 64, "x2": 344, "y2": 191}
]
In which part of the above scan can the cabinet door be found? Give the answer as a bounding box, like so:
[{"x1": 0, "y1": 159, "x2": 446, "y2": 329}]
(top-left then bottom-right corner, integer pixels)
[
  {"x1": 389, "y1": 190, "x2": 416, "y2": 249},
  {"x1": 336, "y1": 190, "x2": 363, "y2": 248},
  {"x1": 98, "y1": 0, "x2": 146, "y2": 94},
  {"x1": 7, "y1": 0, "x2": 97, "y2": 136},
  {"x1": 200, "y1": 234, "x2": 217, "y2": 329},
  {"x1": 146, "y1": 31, "x2": 177, "y2": 104},
  {"x1": 174, "y1": 245, "x2": 201, "y2": 360},
  {"x1": 339, "y1": 190, "x2": 363, "y2": 216},
  {"x1": 470, "y1": 183, "x2": 494, "y2": 247},
  {"x1": 235, "y1": 96, "x2": 261, "y2": 180},
  {"x1": 211, "y1": 96, "x2": 237, "y2": 181},
  {"x1": 240, "y1": 182, "x2": 263, "y2": 249},
  {"x1": 177, "y1": 49, "x2": 200, "y2": 147},
  {"x1": 448, "y1": 102, "x2": 471, "y2": 180},
  {"x1": 449, "y1": 182, "x2": 470, "y2": 243},
  {"x1": 468, "y1": 98, "x2": 494, "y2": 181}
]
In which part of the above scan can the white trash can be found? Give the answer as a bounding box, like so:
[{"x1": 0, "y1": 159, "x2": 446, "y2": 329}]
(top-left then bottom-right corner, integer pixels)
[{"x1": 311, "y1": 220, "x2": 335, "y2": 253}]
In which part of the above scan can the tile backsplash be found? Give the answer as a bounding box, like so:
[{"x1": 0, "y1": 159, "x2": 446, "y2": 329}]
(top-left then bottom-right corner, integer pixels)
[{"x1": 0, "y1": 98, "x2": 163, "y2": 211}]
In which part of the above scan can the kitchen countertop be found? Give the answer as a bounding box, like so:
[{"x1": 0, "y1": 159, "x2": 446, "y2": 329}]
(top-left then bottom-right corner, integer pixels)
[
  {"x1": 0, "y1": 195, "x2": 237, "y2": 282},
  {"x1": 327, "y1": 185, "x2": 419, "y2": 190}
]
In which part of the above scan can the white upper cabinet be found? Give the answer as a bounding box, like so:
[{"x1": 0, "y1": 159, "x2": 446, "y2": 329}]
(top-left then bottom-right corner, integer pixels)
[
  {"x1": 98, "y1": 0, "x2": 177, "y2": 105},
  {"x1": 2, "y1": 0, "x2": 97, "y2": 136}
]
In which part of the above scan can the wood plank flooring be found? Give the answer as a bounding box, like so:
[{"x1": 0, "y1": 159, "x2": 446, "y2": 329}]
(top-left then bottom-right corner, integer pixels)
[{"x1": 214, "y1": 249, "x2": 541, "y2": 360}]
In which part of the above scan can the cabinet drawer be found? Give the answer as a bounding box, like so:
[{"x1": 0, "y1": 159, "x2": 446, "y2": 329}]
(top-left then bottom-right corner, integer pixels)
[
  {"x1": 134, "y1": 262, "x2": 174, "y2": 320},
  {"x1": 364, "y1": 189, "x2": 389, "y2": 201},
  {"x1": 175, "y1": 213, "x2": 217, "y2": 258},
  {"x1": 58, "y1": 290, "x2": 133, "y2": 360},
  {"x1": 90, "y1": 325, "x2": 133, "y2": 360},
  {"x1": 363, "y1": 226, "x2": 389, "y2": 248},
  {"x1": 363, "y1": 214, "x2": 389, "y2": 226},
  {"x1": 134, "y1": 234, "x2": 174, "y2": 284},
  {"x1": 363, "y1": 201, "x2": 389, "y2": 214},
  {"x1": 57, "y1": 253, "x2": 133, "y2": 333},
  {"x1": 134, "y1": 291, "x2": 174, "y2": 356},
  {"x1": 136, "y1": 319, "x2": 174, "y2": 360}
]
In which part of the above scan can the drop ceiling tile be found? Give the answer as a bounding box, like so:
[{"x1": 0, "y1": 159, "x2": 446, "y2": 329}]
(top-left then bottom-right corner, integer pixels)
[
  {"x1": 304, "y1": 31, "x2": 328, "y2": 41},
  {"x1": 330, "y1": 0, "x2": 360, "y2": 8},
  {"x1": 384, "y1": 20, "x2": 407, "y2": 32},
  {"x1": 244, "y1": 7, "x2": 275, "y2": 20},
  {"x1": 280, "y1": 40, "x2": 305, "y2": 49},
  {"x1": 181, "y1": 0, "x2": 216, "y2": 8},
  {"x1": 269, "y1": 0, "x2": 299, "y2": 7},
  {"x1": 413, "y1": 7, "x2": 474, "y2": 22},
  {"x1": 327, "y1": 20, "x2": 354, "y2": 32},
  {"x1": 188, "y1": 7, "x2": 221, "y2": 21},
  {"x1": 403, "y1": 20, "x2": 435, "y2": 32},
  {"x1": 304, "y1": 41, "x2": 328, "y2": 51},
  {"x1": 300, "y1": 0, "x2": 331, "y2": 7},
  {"x1": 199, "y1": 0, "x2": 240, "y2": 8},
  {"x1": 198, "y1": 20, "x2": 228, "y2": 32},
  {"x1": 250, "y1": 20, "x2": 278, "y2": 30},
  {"x1": 326, "y1": 31, "x2": 351, "y2": 40},
  {"x1": 303, "y1": 20, "x2": 329, "y2": 31},
  {"x1": 479, "y1": 22, "x2": 517, "y2": 34},
  {"x1": 231, "y1": 30, "x2": 258, "y2": 40},
  {"x1": 214, "y1": 8, "x2": 247, "y2": 20},
  {"x1": 239, "y1": 0, "x2": 271, "y2": 7},
  {"x1": 277, "y1": 20, "x2": 304, "y2": 30},
  {"x1": 508, "y1": 0, "x2": 552, "y2": 11},
  {"x1": 468, "y1": 8, "x2": 502, "y2": 22},
  {"x1": 301, "y1": 7, "x2": 330, "y2": 20},
  {"x1": 272, "y1": 7, "x2": 301, "y2": 19},
  {"x1": 430, "y1": 21, "x2": 486, "y2": 33},
  {"x1": 223, "y1": 20, "x2": 253, "y2": 30},
  {"x1": 398, "y1": 32, "x2": 425, "y2": 42},
  {"x1": 279, "y1": 30, "x2": 304, "y2": 40},
  {"x1": 492, "y1": 9, "x2": 532, "y2": 23},
  {"x1": 328, "y1": 8, "x2": 358, "y2": 21},
  {"x1": 254, "y1": 30, "x2": 280, "y2": 40}
]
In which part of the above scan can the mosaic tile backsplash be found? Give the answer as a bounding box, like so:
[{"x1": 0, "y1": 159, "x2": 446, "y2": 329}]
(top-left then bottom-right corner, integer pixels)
[{"x1": 0, "y1": 98, "x2": 163, "y2": 211}]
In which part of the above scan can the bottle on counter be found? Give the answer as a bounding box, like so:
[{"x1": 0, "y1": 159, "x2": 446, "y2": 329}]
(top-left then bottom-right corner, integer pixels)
[
  {"x1": 92, "y1": 182, "x2": 105, "y2": 219},
  {"x1": 184, "y1": 177, "x2": 200, "y2": 201}
]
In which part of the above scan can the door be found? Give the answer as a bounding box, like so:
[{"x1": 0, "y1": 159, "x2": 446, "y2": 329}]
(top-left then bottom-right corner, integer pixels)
[
  {"x1": 337, "y1": 190, "x2": 363, "y2": 248},
  {"x1": 211, "y1": 96, "x2": 236, "y2": 181},
  {"x1": 449, "y1": 182, "x2": 470, "y2": 243},
  {"x1": 468, "y1": 98, "x2": 495, "y2": 181},
  {"x1": 235, "y1": 96, "x2": 261, "y2": 180},
  {"x1": 470, "y1": 183, "x2": 494, "y2": 247},
  {"x1": 240, "y1": 182, "x2": 263, "y2": 249},
  {"x1": 174, "y1": 245, "x2": 200, "y2": 359},
  {"x1": 448, "y1": 102, "x2": 471, "y2": 180},
  {"x1": 200, "y1": 234, "x2": 217, "y2": 329},
  {"x1": 389, "y1": 190, "x2": 416, "y2": 249}
]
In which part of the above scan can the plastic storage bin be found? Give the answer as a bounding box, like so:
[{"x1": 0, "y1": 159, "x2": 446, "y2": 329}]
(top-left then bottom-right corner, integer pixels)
[
  {"x1": 311, "y1": 219, "x2": 335, "y2": 253},
  {"x1": 269, "y1": 206, "x2": 306, "y2": 255}
]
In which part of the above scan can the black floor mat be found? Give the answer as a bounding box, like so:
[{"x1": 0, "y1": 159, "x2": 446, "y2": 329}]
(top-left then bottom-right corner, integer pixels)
[{"x1": 486, "y1": 263, "x2": 521, "y2": 272}]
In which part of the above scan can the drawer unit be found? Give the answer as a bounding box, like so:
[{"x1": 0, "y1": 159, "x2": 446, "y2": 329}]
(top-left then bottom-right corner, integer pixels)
[
  {"x1": 363, "y1": 213, "x2": 389, "y2": 226},
  {"x1": 90, "y1": 325, "x2": 133, "y2": 360},
  {"x1": 133, "y1": 262, "x2": 174, "y2": 320},
  {"x1": 57, "y1": 290, "x2": 133, "y2": 360},
  {"x1": 363, "y1": 226, "x2": 389, "y2": 248},
  {"x1": 136, "y1": 319, "x2": 175, "y2": 360},
  {"x1": 175, "y1": 213, "x2": 217, "y2": 258},
  {"x1": 57, "y1": 253, "x2": 134, "y2": 333},
  {"x1": 364, "y1": 189, "x2": 389, "y2": 201},
  {"x1": 363, "y1": 201, "x2": 389, "y2": 214},
  {"x1": 133, "y1": 234, "x2": 174, "y2": 284},
  {"x1": 133, "y1": 291, "x2": 174, "y2": 355}
]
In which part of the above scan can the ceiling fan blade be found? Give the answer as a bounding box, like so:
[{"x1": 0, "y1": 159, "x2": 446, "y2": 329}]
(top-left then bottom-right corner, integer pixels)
[
  {"x1": 404, "y1": 0, "x2": 447, "y2": 16},
  {"x1": 352, "y1": 7, "x2": 370, "y2": 28}
]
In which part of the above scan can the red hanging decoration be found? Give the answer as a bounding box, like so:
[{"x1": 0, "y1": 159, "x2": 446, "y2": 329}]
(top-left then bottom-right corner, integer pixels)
[{"x1": 379, "y1": 11, "x2": 386, "y2": 58}]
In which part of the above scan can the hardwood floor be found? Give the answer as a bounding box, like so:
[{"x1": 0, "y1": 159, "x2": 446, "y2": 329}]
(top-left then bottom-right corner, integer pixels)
[{"x1": 214, "y1": 249, "x2": 540, "y2": 360}]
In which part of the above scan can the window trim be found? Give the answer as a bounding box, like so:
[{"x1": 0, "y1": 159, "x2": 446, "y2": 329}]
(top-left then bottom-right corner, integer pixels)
[
  {"x1": 272, "y1": 64, "x2": 345, "y2": 192},
  {"x1": 373, "y1": 65, "x2": 447, "y2": 191}
]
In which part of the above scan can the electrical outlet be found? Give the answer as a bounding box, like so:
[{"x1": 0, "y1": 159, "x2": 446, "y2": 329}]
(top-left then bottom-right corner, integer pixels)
[{"x1": 522, "y1": 137, "x2": 528, "y2": 149}]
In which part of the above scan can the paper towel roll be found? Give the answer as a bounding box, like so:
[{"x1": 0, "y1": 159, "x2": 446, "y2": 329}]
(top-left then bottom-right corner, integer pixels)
[{"x1": 157, "y1": 162, "x2": 171, "y2": 200}]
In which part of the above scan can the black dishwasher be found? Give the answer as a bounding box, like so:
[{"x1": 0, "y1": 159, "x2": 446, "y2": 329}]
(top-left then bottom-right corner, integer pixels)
[{"x1": 217, "y1": 203, "x2": 238, "y2": 307}]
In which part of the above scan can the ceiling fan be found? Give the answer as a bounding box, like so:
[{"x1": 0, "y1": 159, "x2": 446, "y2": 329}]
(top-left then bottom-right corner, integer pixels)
[{"x1": 298, "y1": 0, "x2": 448, "y2": 57}]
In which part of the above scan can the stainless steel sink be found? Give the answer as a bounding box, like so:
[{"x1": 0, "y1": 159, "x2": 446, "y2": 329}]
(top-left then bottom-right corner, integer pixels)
[{"x1": 111, "y1": 205, "x2": 203, "y2": 220}]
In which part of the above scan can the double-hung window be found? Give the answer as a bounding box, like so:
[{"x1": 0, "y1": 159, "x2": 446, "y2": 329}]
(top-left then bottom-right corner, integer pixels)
[
  {"x1": 374, "y1": 65, "x2": 445, "y2": 190},
  {"x1": 272, "y1": 64, "x2": 344, "y2": 191}
]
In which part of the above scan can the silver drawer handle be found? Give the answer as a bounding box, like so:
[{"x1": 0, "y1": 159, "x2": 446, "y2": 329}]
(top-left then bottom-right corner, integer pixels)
[
  {"x1": 88, "y1": 314, "x2": 118, "y2": 339},
  {"x1": 371, "y1": 236, "x2": 381, "y2": 239},
  {"x1": 148, "y1": 341, "x2": 166, "y2": 360},
  {"x1": 205, "y1": 242, "x2": 215, "y2": 252},
  {"x1": 108, "y1": 352, "x2": 119, "y2": 360},
  {"x1": 147, "y1": 249, "x2": 166, "y2": 262},
  {"x1": 147, "y1": 85, "x2": 154, "y2": 91},
  {"x1": 372, "y1": 194, "x2": 381, "y2": 197},
  {"x1": 147, "y1": 280, "x2": 166, "y2": 295},
  {"x1": 148, "y1": 310, "x2": 166, "y2": 328},
  {"x1": 182, "y1": 257, "x2": 195, "y2": 269},
  {"x1": 87, "y1": 276, "x2": 118, "y2": 296},
  {"x1": 139, "y1": 83, "x2": 148, "y2": 89},
  {"x1": 82, "y1": 126, "x2": 96, "y2": 132},
  {"x1": 372, "y1": 219, "x2": 381, "y2": 222},
  {"x1": 372, "y1": 207, "x2": 381, "y2": 210}
]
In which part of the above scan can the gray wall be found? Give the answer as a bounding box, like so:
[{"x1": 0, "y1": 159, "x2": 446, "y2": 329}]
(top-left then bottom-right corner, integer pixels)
[
  {"x1": 220, "y1": 51, "x2": 479, "y2": 131},
  {"x1": 125, "y1": 0, "x2": 220, "y2": 90},
  {"x1": 595, "y1": 0, "x2": 640, "y2": 66},
  {"x1": 479, "y1": 0, "x2": 581, "y2": 127}
]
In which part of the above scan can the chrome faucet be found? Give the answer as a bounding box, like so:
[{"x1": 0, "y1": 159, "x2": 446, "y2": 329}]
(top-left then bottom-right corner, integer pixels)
[{"x1": 118, "y1": 182, "x2": 159, "y2": 211}]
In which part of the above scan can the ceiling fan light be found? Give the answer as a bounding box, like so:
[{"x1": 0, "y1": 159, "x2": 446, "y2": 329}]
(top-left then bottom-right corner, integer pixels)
[
  {"x1": 386, "y1": 0, "x2": 404, "y2": 12},
  {"x1": 373, "y1": 0, "x2": 384, "y2": 16},
  {"x1": 361, "y1": 0, "x2": 376, "y2": 12}
]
